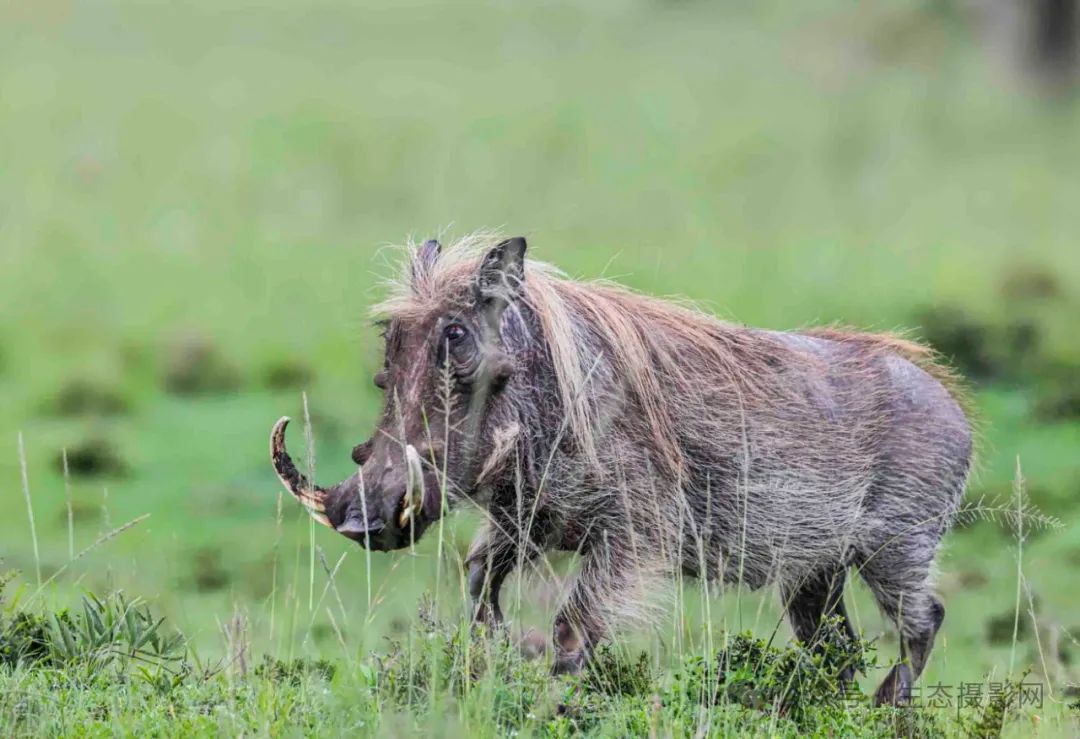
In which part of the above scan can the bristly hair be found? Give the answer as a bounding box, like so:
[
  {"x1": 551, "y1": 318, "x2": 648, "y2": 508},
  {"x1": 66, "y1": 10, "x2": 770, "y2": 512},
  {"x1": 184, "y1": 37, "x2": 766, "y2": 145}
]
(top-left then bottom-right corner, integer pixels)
[
  {"x1": 372, "y1": 230, "x2": 607, "y2": 469},
  {"x1": 371, "y1": 232, "x2": 970, "y2": 479},
  {"x1": 362, "y1": 231, "x2": 974, "y2": 673},
  {"x1": 801, "y1": 325, "x2": 977, "y2": 456},
  {"x1": 801, "y1": 327, "x2": 970, "y2": 407}
]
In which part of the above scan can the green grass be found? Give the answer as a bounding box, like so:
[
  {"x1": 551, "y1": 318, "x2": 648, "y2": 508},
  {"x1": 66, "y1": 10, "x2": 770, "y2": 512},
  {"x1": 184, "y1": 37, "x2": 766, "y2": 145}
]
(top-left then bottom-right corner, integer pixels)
[
  {"x1": 2, "y1": 0, "x2": 1080, "y2": 735},
  {"x1": 1, "y1": 586, "x2": 1070, "y2": 737}
]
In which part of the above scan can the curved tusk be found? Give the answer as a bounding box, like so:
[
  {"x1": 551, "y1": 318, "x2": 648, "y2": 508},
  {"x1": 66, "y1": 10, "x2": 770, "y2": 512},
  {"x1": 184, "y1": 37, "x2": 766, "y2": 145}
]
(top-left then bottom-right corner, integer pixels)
[
  {"x1": 399, "y1": 444, "x2": 425, "y2": 528},
  {"x1": 270, "y1": 417, "x2": 331, "y2": 527}
]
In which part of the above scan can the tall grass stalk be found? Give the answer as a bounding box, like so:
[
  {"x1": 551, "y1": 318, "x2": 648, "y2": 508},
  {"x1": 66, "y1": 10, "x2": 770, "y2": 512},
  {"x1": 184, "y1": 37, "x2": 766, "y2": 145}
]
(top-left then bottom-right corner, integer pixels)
[
  {"x1": 1009, "y1": 456, "x2": 1024, "y2": 677},
  {"x1": 1023, "y1": 578, "x2": 1053, "y2": 698},
  {"x1": 101, "y1": 486, "x2": 112, "y2": 531},
  {"x1": 269, "y1": 490, "x2": 283, "y2": 645},
  {"x1": 673, "y1": 500, "x2": 686, "y2": 663},
  {"x1": 27, "y1": 513, "x2": 150, "y2": 603},
  {"x1": 301, "y1": 548, "x2": 347, "y2": 650},
  {"x1": 699, "y1": 476, "x2": 715, "y2": 669},
  {"x1": 424, "y1": 371, "x2": 451, "y2": 723},
  {"x1": 433, "y1": 367, "x2": 451, "y2": 624},
  {"x1": 357, "y1": 467, "x2": 373, "y2": 619},
  {"x1": 318, "y1": 546, "x2": 350, "y2": 628},
  {"x1": 432, "y1": 438, "x2": 444, "y2": 622},
  {"x1": 62, "y1": 448, "x2": 74, "y2": 561},
  {"x1": 286, "y1": 537, "x2": 302, "y2": 661},
  {"x1": 302, "y1": 391, "x2": 316, "y2": 613},
  {"x1": 18, "y1": 431, "x2": 42, "y2": 586}
]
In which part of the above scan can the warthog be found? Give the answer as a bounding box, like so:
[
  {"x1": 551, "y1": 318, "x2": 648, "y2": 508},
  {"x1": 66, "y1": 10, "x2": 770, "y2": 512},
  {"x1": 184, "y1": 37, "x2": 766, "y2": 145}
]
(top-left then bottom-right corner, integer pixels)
[{"x1": 270, "y1": 234, "x2": 972, "y2": 705}]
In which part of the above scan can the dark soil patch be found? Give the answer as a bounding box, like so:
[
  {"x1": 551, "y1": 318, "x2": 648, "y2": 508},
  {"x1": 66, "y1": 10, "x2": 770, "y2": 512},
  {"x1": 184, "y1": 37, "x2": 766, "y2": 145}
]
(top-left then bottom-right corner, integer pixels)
[
  {"x1": 985, "y1": 602, "x2": 1040, "y2": 646},
  {"x1": 914, "y1": 306, "x2": 1047, "y2": 383},
  {"x1": 47, "y1": 379, "x2": 128, "y2": 417},
  {"x1": 999, "y1": 264, "x2": 1064, "y2": 302},
  {"x1": 55, "y1": 499, "x2": 101, "y2": 526},
  {"x1": 56, "y1": 438, "x2": 128, "y2": 479},
  {"x1": 955, "y1": 569, "x2": 989, "y2": 589},
  {"x1": 184, "y1": 546, "x2": 231, "y2": 593},
  {"x1": 915, "y1": 305, "x2": 1002, "y2": 381},
  {"x1": 162, "y1": 335, "x2": 242, "y2": 395},
  {"x1": 1034, "y1": 362, "x2": 1080, "y2": 421},
  {"x1": 261, "y1": 358, "x2": 314, "y2": 391}
]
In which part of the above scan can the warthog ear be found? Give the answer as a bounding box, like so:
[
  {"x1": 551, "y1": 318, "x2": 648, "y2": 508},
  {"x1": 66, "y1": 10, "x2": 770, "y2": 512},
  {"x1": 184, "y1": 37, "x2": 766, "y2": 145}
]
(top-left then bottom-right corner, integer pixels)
[
  {"x1": 412, "y1": 238, "x2": 442, "y2": 285},
  {"x1": 476, "y1": 237, "x2": 527, "y2": 306}
]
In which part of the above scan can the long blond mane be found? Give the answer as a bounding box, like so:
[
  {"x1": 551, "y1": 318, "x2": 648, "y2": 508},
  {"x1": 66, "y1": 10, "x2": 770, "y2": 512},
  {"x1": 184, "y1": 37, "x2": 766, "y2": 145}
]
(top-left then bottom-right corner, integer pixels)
[{"x1": 372, "y1": 232, "x2": 965, "y2": 477}]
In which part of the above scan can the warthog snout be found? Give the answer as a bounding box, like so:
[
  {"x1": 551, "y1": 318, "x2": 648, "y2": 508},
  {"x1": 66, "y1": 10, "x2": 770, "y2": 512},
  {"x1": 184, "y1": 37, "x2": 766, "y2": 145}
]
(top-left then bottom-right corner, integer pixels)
[{"x1": 270, "y1": 417, "x2": 439, "y2": 551}]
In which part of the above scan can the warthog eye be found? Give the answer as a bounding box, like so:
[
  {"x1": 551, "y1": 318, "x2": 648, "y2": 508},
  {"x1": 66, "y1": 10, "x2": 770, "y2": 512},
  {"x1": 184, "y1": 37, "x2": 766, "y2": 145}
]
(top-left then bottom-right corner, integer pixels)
[
  {"x1": 443, "y1": 323, "x2": 467, "y2": 344},
  {"x1": 439, "y1": 321, "x2": 478, "y2": 375}
]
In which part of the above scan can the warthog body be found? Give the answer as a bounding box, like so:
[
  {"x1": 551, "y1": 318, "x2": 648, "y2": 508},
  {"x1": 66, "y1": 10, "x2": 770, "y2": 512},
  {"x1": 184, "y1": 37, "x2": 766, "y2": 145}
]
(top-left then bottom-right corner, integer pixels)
[{"x1": 270, "y1": 234, "x2": 972, "y2": 705}]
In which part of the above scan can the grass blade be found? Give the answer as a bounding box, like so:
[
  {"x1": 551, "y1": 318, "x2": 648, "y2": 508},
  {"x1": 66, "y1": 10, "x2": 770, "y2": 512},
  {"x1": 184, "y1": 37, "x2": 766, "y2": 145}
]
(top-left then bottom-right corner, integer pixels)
[{"x1": 18, "y1": 432, "x2": 42, "y2": 586}]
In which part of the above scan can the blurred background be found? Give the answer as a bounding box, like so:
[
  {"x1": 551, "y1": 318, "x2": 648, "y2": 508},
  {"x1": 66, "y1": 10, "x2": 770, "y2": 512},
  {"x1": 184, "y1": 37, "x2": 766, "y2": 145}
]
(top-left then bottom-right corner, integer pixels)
[{"x1": 1, "y1": 0, "x2": 1078, "y2": 698}]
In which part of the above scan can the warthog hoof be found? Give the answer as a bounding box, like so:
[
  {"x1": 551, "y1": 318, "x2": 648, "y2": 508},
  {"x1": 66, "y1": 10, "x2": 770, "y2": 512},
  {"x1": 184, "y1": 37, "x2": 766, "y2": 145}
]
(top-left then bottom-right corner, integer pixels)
[
  {"x1": 518, "y1": 628, "x2": 549, "y2": 661},
  {"x1": 873, "y1": 663, "x2": 912, "y2": 706},
  {"x1": 551, "y1": 650, "x2": 586, "y2": 676},
  {"x1": 470, "y1": 605, "x2": 505, "y2": 632},
  {"x1": 837, "y1": 666, "x2": 857, "y2": 697}
]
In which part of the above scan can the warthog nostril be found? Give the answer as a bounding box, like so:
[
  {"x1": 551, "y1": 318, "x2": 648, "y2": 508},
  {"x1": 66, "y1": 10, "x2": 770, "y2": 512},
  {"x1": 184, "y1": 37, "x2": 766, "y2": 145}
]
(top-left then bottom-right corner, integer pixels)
[
  {"x1": 336, "y1": 517, "x2": 384, "y2": 539},
  {"x1": 351, "y1": 440, "x2": 373, "y2": 466}
]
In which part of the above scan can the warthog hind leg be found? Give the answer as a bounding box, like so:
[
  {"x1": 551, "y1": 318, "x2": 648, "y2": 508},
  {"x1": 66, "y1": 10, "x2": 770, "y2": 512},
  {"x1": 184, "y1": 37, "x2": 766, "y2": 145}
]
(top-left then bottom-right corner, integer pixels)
[
  {"x1": 856, "y1": 539, "x2": 946, "y2": 706},
  {"x1": 780, "y1": 568, "x2": 860, "y2": 685}
]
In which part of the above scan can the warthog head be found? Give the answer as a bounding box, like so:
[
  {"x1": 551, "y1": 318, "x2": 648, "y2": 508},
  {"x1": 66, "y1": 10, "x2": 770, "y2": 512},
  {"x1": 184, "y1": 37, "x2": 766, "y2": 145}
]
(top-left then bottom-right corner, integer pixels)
[{"x1": 270, "y1": 237, "x2": 526, "y2": 550}]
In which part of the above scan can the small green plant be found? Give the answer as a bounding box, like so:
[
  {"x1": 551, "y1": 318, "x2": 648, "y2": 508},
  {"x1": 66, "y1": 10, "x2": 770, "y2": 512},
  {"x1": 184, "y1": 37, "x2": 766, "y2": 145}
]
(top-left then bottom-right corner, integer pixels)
[
  {"x1": 373, "y1": 597, "x2": 549, "y2": 729},
  {"x1": 579, "y1": 644, "x2": 656, "y2": 697},
  {"x1": 673, "y1": 617, "x2": 873, "y2": 727},
  {"x1": 959, "y1": 669, "x2": 1033, "y2": 739},
  {"x1": 0, "y1": 564, "x2": 16, "y2": 608},
  {"x1": 0, "y1": 589, "x2": 186, "y2": 680},
  {"x1": 254, "y1": 655, "x2": 336, "y2": 685}
]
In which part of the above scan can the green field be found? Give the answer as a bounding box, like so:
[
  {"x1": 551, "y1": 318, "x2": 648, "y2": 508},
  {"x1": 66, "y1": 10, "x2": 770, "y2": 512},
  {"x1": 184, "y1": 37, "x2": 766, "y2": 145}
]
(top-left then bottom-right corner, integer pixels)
[{"x1": 2, "y1": 0, "x2": 1080, "y2": 735}]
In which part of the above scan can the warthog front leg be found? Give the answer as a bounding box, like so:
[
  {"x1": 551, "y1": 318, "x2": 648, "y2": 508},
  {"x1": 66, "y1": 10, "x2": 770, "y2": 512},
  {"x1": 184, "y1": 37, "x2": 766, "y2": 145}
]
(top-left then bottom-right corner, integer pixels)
[
  {"x1": 551, "y1": 537, "x2": 639, "y2": 675},
  {"x1": 466, "y1": 519, "x2": 538, "y2": 628},
  {"x1": 780, "y1": 568, "x2": 860, "y2": 686},
  {"x1": 467, "y1": 554, "x2": 512, "y2": 627}
]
